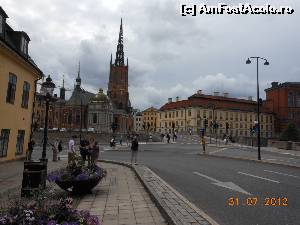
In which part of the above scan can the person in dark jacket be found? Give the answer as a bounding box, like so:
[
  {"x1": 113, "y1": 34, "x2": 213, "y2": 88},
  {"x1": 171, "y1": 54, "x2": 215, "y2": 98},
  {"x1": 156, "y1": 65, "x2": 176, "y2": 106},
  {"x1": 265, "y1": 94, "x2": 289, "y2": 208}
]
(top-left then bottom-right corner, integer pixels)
[{"x1": 131, "y1": 136, "x2": 139, "y2": 164}]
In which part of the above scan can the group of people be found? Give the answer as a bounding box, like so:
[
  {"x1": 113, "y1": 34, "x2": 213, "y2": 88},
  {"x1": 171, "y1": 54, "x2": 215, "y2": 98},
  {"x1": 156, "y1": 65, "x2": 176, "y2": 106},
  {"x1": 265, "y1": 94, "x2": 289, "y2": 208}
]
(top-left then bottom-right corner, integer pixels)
[
  {"x1": 68, "y1": 136, "x2": 100, "y2": 166},
  {"x1": 160, "y1": 132, "x2": 177, "y2": 143}
]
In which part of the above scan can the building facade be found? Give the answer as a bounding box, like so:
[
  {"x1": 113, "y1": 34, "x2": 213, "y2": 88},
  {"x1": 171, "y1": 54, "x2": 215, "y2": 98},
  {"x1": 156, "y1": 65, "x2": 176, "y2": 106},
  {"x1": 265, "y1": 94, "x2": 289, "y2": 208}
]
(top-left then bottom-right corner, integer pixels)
[
  {"x1": 34, "y1": 68, "x2": 94, "y2": 131},
  {"x1": 107, "y1": 19, "x2": 133, "y2": 133},
  {"x1": 88, "y1": 88, "x2": 113, "y2": 133},
  {"x1": 142, "y1": 107, "x2": 159, "y2": 132},
  {"x1": 0, "y1": 7, "x2": 43, "y2": 161},
  {"x1": 264, "y1": 82, "x2": 300, "y2": 133},
  {"x1": 132, "y1": 109, "x2": 142, "y2": 132},
  {"x1": 158, "y1": 91, "x2": 275, "y2": 139}
]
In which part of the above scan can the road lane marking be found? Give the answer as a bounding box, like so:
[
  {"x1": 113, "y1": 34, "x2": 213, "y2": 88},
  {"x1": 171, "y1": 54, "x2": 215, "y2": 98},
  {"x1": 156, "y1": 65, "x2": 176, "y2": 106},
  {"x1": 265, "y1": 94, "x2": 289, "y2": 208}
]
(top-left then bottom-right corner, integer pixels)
[
  {"x1": 209, "y1": 148, "x2": 228, "y2": 154},
  {"x1": 264, "y1": 170, "x2": 300, "y2": 179},
  {"x1": 193, "y1": 171, "x2": 251, "y2": 195},
  {"x1": 238, "y1": 172, "x2": 280, "y2": 183}
]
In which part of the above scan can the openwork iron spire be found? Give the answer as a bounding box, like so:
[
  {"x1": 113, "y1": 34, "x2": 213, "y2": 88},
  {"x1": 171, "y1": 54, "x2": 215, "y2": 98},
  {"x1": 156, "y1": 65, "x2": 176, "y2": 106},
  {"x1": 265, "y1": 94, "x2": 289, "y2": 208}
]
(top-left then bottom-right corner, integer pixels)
[
  {"x1": 76, "y1": 61, "x2": 81, "y2": 87},
  {"x1": 115, "y1": 18, "x2": 124, "y2": 66}
]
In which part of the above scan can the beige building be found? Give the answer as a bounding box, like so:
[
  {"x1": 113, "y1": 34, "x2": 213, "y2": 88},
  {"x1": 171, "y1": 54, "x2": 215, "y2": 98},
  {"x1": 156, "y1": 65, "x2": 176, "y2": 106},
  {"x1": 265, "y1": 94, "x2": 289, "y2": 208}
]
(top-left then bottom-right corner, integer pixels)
[
  {"x1": 142, "y1": 107, "x2": 159, "y2": 132},
  {"x1": 158, "y1": 93, "x2": 275, "y2": 139},
  {"x1": 0, "y1": 7, "x2": 43, "y2": 161}
]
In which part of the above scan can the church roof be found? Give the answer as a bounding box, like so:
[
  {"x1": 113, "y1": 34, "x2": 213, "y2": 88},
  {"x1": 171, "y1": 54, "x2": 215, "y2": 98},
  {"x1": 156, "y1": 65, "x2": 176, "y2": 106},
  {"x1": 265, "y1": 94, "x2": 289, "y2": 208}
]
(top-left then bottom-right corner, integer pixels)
[
  {"x1": 66, "y1": 86, "x2": 94, "y2": 106},
  {"x1": 90, "y1": 88, "x2": 110, "y2": 103}
]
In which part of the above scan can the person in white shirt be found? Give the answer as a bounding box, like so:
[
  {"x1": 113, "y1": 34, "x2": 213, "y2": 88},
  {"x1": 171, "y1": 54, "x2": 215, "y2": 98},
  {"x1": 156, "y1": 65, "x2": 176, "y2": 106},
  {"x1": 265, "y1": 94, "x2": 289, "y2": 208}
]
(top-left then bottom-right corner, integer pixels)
[{"x1": 68, "y1": 136, "x2": 76, "y2": 164}]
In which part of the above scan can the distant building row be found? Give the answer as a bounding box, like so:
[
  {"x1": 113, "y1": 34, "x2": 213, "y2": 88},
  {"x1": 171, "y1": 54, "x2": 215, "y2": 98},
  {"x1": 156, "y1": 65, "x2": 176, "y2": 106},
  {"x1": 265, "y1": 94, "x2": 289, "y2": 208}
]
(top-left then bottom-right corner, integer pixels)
[{"x1": 137, "y1": 84, "x2": 300, "y2": 138}]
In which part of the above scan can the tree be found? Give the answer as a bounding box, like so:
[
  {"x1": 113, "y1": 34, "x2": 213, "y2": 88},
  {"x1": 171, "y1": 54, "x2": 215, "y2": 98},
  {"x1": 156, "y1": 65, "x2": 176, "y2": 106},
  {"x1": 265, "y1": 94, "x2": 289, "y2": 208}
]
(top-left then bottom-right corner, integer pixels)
[{"x1": 280, "y1": 123, "x2": 300, "y2": 141}]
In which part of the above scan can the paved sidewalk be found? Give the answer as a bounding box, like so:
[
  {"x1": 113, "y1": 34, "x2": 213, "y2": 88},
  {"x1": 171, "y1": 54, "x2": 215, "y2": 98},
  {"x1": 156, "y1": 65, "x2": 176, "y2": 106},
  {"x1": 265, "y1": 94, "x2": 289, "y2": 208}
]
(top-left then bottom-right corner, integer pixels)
[
  {"x1": 77, "y1": 162, "x2": 167, "y2": 225},
  {"x1": 0, "y1": 158, "x2": 66, "y2": 196}
]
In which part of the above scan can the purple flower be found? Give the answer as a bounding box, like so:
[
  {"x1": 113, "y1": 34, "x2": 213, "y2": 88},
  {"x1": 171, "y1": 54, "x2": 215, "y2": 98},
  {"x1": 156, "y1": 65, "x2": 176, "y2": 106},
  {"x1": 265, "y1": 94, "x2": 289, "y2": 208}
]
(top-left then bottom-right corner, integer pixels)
[{"x1": 75, "y1": 173, "x2": 89, "y2": 181}]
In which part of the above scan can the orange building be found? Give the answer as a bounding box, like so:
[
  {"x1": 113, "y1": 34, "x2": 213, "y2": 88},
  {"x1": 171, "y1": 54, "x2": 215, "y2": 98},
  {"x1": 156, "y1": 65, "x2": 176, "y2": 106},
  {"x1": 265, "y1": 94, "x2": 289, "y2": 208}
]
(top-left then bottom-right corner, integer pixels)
[{"x1": 264, "y1": 82, "x2": 300, "y2": 133}]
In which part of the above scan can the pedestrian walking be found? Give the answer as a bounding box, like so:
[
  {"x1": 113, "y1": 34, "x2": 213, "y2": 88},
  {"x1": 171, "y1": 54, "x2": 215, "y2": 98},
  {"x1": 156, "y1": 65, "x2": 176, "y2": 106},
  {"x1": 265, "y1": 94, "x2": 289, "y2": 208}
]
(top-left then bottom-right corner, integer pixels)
[
  {"x1": 120, "y1": 135, "x2": 123, "y2": 146},
  {"x1": 201, "y1": 137, "x2": 206, "y2": 154},
  {"x1": 160, "y1": 133, "x2": 165, "y2": 142},
  {"x1": 80, "y1": 137, "x2": 89, "y2": 162},
  {"x1": 89, "y1": 137, "x2": 99, "y2": 166},
  {"x1": 172, "y1": 132, "x2": 177, "y2": 142},
  {"x1": 131, "y1": 136, "x2": 139, "y2": 164},
  {"x1": 110, "y1": 137, "x2": 116, "y2": 147},
  {"x1": 68, "y1": 136, "x2": 76, "y2": 164},
  {"x1": 27, "y1": 138, "x2": 35, "y2": 160},
  {"x1": 57, "y1": 140, "x2": 63, "y2": 160},
  {"x1": 166, "y1": 133, "x2": 170, "y2": 143}
]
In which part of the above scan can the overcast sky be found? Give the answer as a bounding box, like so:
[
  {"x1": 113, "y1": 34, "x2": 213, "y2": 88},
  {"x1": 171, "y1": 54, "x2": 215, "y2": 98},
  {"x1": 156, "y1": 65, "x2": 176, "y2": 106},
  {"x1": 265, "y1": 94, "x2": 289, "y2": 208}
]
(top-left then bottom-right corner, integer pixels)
[{"x1": 2, "y1": 0, "x2": 299, "y2": 110}]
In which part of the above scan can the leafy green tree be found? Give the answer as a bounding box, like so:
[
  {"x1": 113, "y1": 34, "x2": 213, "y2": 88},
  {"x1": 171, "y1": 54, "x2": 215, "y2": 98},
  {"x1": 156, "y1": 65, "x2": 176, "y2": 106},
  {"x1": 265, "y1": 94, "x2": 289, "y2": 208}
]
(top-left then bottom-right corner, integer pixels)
[{"x1": 280, "y1": 123, "x2": 300, "y2": 141}]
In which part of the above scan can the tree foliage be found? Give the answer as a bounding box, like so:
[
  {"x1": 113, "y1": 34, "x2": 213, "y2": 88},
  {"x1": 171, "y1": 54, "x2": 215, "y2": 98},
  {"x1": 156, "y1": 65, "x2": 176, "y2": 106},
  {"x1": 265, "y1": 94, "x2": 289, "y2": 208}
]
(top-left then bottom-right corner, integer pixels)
[{"x1": 280, "y1": 123, "x2": 300, "y2": 141}]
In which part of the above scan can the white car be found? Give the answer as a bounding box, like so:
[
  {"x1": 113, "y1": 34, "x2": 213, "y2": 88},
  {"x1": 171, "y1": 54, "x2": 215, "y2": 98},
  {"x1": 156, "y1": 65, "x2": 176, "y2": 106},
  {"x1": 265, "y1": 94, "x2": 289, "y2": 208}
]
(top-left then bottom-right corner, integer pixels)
[
  {"x1": 60, "y1": 128, "x2": 66, "y2": 132},
  {"x1": 88, "y1": 128, "x2": 95, "y2": 132},
  {"x1": 52, "y1": 128, "x2": 58, "y2": 131}
]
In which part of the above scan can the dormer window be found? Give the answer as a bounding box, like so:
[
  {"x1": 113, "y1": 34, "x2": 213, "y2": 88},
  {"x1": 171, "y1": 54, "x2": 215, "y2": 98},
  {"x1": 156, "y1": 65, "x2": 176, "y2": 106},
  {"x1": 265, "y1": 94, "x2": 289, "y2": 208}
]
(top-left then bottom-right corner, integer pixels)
[{"x1": 20, "y1": 36, "x2": 28, "y2": 55}]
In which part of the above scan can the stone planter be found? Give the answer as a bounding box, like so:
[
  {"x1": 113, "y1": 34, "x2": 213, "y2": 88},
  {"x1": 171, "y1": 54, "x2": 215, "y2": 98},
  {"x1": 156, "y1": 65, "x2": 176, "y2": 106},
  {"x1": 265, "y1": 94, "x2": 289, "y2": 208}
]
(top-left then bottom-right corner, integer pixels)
[{"x1": 55, "y1": 176, "x2": 103, "y2": 194}]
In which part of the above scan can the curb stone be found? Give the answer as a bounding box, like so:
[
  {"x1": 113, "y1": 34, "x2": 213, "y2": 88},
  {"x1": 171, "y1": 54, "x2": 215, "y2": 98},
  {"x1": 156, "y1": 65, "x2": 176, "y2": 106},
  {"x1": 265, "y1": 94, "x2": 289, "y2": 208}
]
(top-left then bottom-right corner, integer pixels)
[{"x1": 100, "y1": 159, "x2": 219, "y2": 225}]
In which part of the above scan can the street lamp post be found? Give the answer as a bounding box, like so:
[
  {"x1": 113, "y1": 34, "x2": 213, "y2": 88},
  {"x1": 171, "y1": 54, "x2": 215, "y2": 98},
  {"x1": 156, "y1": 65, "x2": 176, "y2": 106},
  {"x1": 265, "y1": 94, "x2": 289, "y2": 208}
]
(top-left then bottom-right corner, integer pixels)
[
  {"x1": 246, "y1": 57, "x2": 269, "y2": 160},
  {"x1": 21, "y1": 75, "x2": 55, "y2": 197},
  {"x1": 41, "y1": 75, "x2": 56, "y2": 159}
]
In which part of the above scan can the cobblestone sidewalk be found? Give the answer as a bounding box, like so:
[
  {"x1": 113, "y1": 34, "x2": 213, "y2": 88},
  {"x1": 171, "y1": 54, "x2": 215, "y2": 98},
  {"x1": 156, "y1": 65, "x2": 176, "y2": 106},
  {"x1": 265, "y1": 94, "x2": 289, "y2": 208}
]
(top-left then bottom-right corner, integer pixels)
[{"x1": 77, "y1": 162, "x2": 167, "y2": 225}]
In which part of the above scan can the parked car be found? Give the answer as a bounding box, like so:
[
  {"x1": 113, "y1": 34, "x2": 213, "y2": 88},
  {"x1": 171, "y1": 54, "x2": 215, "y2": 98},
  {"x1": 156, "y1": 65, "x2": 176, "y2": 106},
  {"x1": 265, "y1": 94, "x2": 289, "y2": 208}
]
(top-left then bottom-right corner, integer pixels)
[
  {"x1": 60, "y1": 128, "x2": 66, "y2": 132},
  {"x1": 88, "y1": 128, "x2": 95, "y2": 132},
  {"x1": 52, "y1": 127, "x2": 58, "y2": 131}
]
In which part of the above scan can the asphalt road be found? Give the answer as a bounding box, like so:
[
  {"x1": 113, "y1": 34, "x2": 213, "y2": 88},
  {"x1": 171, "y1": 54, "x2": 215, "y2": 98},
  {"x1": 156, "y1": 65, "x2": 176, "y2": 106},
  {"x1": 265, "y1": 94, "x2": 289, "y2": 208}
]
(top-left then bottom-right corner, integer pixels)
[{"x1": 100, "y1": 143, "x2": 300, "y2": 225}]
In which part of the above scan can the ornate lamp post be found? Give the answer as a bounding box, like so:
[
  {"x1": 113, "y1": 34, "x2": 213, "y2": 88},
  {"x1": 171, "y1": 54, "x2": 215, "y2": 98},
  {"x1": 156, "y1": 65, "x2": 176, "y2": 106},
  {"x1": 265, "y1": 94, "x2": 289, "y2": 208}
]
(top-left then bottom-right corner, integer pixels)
[
  {"x1": 41, "y1": 75, "x2": 56, "y2": 159},
  {"x1": 21, "y1": 75, "x2": 55, "y2": 197},
  {"x1": 246, "y1": 57, "x2": 269, "y2": 160}
]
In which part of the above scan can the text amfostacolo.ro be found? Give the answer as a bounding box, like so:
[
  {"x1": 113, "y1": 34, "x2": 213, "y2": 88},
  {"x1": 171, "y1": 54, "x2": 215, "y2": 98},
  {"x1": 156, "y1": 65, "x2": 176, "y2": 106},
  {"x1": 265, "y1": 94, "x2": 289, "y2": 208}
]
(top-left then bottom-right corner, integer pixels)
[{"x1": 181, "y1": 3, "x2": 295, "y2": 16}]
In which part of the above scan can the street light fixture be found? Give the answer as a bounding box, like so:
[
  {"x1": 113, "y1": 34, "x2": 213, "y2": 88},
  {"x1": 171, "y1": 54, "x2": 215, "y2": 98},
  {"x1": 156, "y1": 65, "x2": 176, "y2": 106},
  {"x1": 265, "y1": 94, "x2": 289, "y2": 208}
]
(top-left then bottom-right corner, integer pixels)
[
  {"x1": 41, "y1": 75, "x2": 56, "y2": 159},
  {"x1": 246, "y1": 57, "x2": 269, "y2": 160},
  {"x1": 21, "y1": 75, "x2": 56, "y2": 197}
]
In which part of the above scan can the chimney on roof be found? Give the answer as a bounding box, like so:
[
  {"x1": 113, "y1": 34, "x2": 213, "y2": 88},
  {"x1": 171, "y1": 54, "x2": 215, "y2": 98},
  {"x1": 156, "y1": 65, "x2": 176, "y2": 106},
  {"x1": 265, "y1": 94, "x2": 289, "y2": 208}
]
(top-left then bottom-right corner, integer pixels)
[
  {"x1": 168, "y1": 98, "x2": 172, "y2": 103},
  {"x1": 223, "y1": 92, "x2": 229, "y2": 98},
  {"x1": 176, "y1": 96, "x2": 180, "y2": 102},
  {"x1": 197, "y1": 90, "x2": 202, "y2": 94},
  {"x1": 213, "y1": 91, "x2": 219, "y2": 96},
  {"x1": 248, "y1": 96, "x2": 253, "y2": 101},
  {"x1": 271, "y1": 82, "x2": 279, "y2": 88}
]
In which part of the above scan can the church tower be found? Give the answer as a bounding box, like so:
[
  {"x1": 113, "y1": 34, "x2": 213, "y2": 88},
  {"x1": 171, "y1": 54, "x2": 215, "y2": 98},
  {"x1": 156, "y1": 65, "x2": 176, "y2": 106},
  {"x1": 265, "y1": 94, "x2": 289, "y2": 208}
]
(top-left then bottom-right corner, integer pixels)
[{"x1": 107, "y1": 18, "x2": 129, "y2": 112}]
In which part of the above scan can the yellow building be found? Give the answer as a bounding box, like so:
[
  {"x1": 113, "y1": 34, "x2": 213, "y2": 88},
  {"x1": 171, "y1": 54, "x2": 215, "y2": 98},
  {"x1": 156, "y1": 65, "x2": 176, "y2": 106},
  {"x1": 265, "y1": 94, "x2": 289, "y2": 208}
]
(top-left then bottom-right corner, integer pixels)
[
  {"x1": 158, "y1": 94, "x2": 275, "y2": 139},
  {"x1": 0, "y1": 7, "x2": 43, "y2": 161},
  {"x1": 141, "y1": 107, "x2": 159, "y2": 132}
]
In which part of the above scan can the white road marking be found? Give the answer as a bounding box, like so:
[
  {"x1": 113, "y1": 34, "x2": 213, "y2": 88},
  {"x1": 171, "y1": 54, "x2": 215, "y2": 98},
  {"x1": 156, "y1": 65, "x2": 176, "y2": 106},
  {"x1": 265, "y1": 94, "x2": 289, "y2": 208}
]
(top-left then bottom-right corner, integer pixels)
[
  {"x1": 264, "y1": 170, "x2": 300, "y2": 179},
  {"x1": 238, "y1": 172, "x2": 280, "y2": 183},
  {"x1": 193, "y1": 171, "x2": 251, "y2": 195},
  {"x1": 209, "y1": 148, "x2": 228, "y2": 154}
]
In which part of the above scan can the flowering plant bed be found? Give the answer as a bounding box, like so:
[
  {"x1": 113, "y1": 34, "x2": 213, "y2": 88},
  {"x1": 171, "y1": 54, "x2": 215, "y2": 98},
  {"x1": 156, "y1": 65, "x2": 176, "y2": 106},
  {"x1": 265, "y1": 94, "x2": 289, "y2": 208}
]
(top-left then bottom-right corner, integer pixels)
[
  {"x1": 0, "y1": 189, "x2": 100, "y2": 225},
  {"x1": 47, "y1": 155, "x2": 106, "y2": 194}
]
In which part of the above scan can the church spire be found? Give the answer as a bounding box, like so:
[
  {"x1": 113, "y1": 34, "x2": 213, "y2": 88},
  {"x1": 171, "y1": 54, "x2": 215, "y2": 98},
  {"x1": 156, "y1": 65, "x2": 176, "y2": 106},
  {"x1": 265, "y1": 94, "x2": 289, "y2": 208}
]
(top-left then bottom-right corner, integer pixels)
[
  {"x1": 114, "y1": 18, "x2": 124, "y2": 66},
  {"x1": 76, "y1": 61, "x2": 81, "y2": 87}
]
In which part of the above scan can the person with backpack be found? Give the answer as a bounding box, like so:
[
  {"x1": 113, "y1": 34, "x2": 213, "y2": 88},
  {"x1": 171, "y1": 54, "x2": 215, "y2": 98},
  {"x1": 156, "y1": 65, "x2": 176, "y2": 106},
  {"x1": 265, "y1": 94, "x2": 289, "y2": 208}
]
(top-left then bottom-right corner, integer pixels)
[{"x1": 131, "y1": 136, "x2": 139, "y2": 165}]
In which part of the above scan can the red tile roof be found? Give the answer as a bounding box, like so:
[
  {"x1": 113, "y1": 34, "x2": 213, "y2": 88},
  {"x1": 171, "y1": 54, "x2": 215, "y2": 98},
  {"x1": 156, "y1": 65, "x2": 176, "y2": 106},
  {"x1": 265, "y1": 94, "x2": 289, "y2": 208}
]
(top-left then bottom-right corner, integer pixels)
[{"x1": 160, "y1": 94, "x2": 273, "y2": 114}]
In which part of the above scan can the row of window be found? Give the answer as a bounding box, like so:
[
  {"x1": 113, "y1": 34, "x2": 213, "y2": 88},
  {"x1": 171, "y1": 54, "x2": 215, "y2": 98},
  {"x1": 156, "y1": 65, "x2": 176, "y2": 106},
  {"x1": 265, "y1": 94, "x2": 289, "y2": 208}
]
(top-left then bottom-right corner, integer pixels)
[
  {"x1": 288, "y1": 111, "x2": 300, "y2": 119},
  {"x1": 6, "y1": 73, "x2": 30, "y2": 108},
  {"x1": 0, "y1": 129, "x2": 25, "y2": 157},
  {"x1": 160, "y1": 120, "x2": 273, "y2": 130},
  {"x1": 287, "y1": 92, "x2": 300, "y2": 107},
  {"x1": 161, "y1": 110, "x2": 273, "y2": 123}
]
